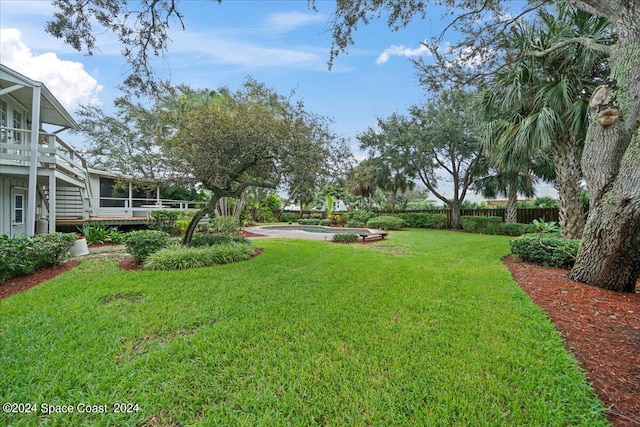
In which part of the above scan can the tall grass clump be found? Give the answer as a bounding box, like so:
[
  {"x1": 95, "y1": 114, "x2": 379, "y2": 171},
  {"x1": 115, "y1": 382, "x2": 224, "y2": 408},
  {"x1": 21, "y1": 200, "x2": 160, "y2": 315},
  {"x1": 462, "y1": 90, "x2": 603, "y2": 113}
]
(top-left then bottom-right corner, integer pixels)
[{"x1": 144, "y1": 242, "x2": 255, "y2": 270}]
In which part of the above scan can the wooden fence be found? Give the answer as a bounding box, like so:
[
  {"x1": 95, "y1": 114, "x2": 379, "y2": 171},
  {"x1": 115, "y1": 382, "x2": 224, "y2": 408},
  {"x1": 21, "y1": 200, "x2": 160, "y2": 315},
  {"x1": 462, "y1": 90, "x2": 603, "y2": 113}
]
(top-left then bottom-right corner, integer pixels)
[{"x1": 278, "y1": 208, "x2": 560, "y2": 229}]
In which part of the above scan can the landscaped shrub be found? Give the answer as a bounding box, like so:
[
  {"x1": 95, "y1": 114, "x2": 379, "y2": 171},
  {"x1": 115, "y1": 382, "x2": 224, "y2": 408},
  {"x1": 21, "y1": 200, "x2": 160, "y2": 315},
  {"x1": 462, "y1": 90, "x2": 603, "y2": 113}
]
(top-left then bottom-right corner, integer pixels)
[
  {"x1": 78, "y1": 222, "x2": 109, "y2": 244},
  {"x1": 31, "y1": 233, "x2": 77, "y2": 270},
  {"x1": 460, "y1": 216, "x2": 503, "y2": 234},
  {"x1": 510, "y1": 234, "x2": 580, "y2": 268},
  {"x1": 149, "y1": 210, "x2": 181, "y2": 235},
  {"x1": 298, "y1": 219, "x2": 320, "y2": 225},
  {"x1": 280, "y1": 212, "x2": 300, "y2": 223},
  {"x1": 328, "y1": 214, "x2": 347, "y2": 226},
  {"x1": 398, "y1": 213, "x2": 447, "y2": 229},
  {"x1": 144, "y1": 242, "x2": 255, "y2": 270},
  {"x1": 256, "y1": 206, "x2": 276, "y2": 223},
  {"x1": 366, "y1": 215, "x2": 405, "y2": 230},
  {"x1": 332, "y1": 233, "x2": 359, "y2": 243},
  {"x1": 211, "y1": 215, "x2": 239, "y2": 235},
  {"x1": 78, "y1": 222, "x2": 125, "y2": 244},
  {"x1": 189, "y1": 233, "x2": 249, "y2": 247},
  {"x1": 0, "y1": 233, "x2": 76, "y2": 282},
  {"x1": 319, "y1": 219, "x2": 331, "y2": 226},
  {"x1": 125, "y1": 230, "x2": 170, "y2": 262},
  {"x1": 498, "y1": 222, "x2": 536, "y2": 236},
  {"x1": 346, "y1": 219, "x2": 366, "y2": 228},
  {"x1": 346, "y1": 211, "x2": 378, "y2": 225}
]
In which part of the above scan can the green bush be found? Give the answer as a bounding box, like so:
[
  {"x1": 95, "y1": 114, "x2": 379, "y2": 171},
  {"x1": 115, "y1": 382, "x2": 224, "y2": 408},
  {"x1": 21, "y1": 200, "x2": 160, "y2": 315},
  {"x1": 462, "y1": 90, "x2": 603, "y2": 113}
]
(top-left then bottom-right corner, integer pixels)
[
  {"x1": 256, "y1": 207, "x2": 276, "y2": 223},
  {"x1": 32, "y1": 233, "x2": 77, "y2": 270},
  {"x1": 346, "y1": 219, "x2": 366, "y2": 228},
  {"x1": 0, "y1": 233, "x2": 76, "y2": 282},
  {"x1": 79, "y1": 222, "x2": 126, "y2": 244},
  {"x1": 460, "y1": 216, "x2": 503, "y2": 234},
  {"x1": 125, "y1": 230, "x2": 170, "y2": 262},
  {"x1": 105, "y1": 228, "x2": 127, "y2": 244},
  {"x1": 280, "y1": 212, "x2": 300, "y2": 223},
  {"x1": 319, "y1": 219, "x2": 331, "y2": 226},
  {"x1": 298, "y1": 219, "x2": 320, "y2": 225},
  {"x1": 346, "y1": 211, "x2": 378, "y2": 225},
  {"x1": 148, "y1": 210, "x2": 181, "y2": 235},
  {"x1": 366, "y1": 215, "x2": 405, "y2": 230},
  {"x1": 189, "y1": 233, "x2": 249, "y2": 247},
  {"x1": 398, "y1": 213, "x2": 447, "y2": 229},
  {"x1": 78, "y1": 222, "x2": 109, "y2": 244},
  {"x1": 144, "y1": 242, "x2": 255, "y2": 270},
  {"x1": 510, "y1": 234, "x2": 580, "y2": 268},
  {"x1": 498, "y1": 222, "x2": 536, "y2": 236},
  {"x1": 332, "y1": 233, "x2": 359, "y2": 243}
]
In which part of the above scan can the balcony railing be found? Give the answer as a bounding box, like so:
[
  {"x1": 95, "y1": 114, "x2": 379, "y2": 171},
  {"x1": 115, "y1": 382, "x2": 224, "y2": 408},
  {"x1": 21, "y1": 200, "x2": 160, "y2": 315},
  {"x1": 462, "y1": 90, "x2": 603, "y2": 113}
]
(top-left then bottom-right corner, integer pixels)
[{"x1": 0, "y1": 126, "x2": 89, "y2": 182}]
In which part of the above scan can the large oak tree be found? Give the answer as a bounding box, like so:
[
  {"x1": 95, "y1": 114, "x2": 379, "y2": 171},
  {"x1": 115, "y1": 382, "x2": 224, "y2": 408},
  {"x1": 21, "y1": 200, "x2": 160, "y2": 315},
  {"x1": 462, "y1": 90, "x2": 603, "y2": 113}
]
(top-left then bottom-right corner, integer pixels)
[{"x1": 324, "y1": 0, "x2": 640, "y2": 292}]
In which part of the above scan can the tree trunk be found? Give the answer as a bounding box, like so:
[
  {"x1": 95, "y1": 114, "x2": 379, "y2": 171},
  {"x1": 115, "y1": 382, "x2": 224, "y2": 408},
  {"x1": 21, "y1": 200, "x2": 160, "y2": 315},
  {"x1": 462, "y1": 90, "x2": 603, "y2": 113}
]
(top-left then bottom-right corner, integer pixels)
[
  {"x1": 553, "y1": 134, "x2": 585, "y2": 238},
  {"x1": 450, "y1": 202, "x2": 462, "y2": 229},
  {"x1": 571, "y1": 14, "x2": 640, "y2": 293},
  {"x1": 505, "y1": 182, "x2": 518, "y2": 223},
  {"x1": 182, "y1": 195, "x2": 218, "y2": 246}
]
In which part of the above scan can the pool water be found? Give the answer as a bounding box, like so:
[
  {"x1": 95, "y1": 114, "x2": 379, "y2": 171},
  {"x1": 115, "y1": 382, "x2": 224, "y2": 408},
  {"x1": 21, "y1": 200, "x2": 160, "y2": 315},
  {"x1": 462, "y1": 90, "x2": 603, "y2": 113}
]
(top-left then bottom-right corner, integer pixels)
[{"x1": 261, "y1": 225, "x2": 368, "y2": 234}]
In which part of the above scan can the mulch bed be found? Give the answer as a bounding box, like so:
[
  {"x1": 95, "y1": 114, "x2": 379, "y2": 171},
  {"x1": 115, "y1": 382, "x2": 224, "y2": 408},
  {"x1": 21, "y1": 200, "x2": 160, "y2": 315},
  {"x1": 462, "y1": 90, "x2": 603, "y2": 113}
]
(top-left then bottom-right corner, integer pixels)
[
  {"x1": 0, "y1": 261, "x2": 79, "y2": 300},
  {"x1": 503, "y1": 256, "x2": 640, "y2": 427},
  {"x1": 1, "y1": 252, "x2": 637, "y2": 426}
]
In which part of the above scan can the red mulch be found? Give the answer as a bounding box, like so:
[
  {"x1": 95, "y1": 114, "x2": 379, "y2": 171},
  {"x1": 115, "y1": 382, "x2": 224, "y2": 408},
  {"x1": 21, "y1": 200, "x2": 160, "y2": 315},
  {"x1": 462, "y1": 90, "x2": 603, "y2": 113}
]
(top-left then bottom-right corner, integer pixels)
[
  {"x1": 503, "y1": 255, "x2": 640, "y2": 427},
  {"x1": 0, "y1": 261, "x2": 79, "y2": 300},
  {"x1": 2, "y1": 253, "x2": 637, "y2": 426}
]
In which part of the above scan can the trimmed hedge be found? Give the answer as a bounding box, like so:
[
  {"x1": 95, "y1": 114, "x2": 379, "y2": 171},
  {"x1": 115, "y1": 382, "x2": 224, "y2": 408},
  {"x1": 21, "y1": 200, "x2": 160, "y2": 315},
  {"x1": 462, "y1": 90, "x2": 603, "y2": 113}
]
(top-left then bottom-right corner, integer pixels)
[
  {"x1": 460, "y1": 216, "x2": 503, "y2": 233},
  {"x1": 143, "y1": 242, "x2": 255, "y2": 270},
  {"x1": 366, "y1": 216, "x2": 405, "y2": 230},
  {"x1": 298, "y1": 219, "x2": 320, "y2": 225},
  {"x1": 332, "y1": 233, "x2": 359, "y2": 243},
  {"x1": 398, "y1": 213, "x2": 447, "y2": 229},
  {"x1": 461, "y1": 216, "x2": 534, "y2": 236},
  {"x1": 0, "y1": 233, "x2": 76, "y2": 282},
  {"x1": 510, "y1": 234, "x2": 580, "y2": 268},
  {"x1": 125, "y1": 230, "x2": 171, "y2": 262},
  {"x1": 280, "y1": 212, "x2": 300, "y2": 223}
]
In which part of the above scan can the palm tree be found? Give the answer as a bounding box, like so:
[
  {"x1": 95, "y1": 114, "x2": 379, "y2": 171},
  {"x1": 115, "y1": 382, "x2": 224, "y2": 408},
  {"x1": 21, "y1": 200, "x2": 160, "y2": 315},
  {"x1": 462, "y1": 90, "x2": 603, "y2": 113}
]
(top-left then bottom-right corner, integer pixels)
[
  {"x1": 292, "y1": 188, "x2": 317, "y2": 218},
  {"x1": 346, "y1": 159, "x2": 378, "y2": 210},
  {"x1": 478, "y1": 3, "x2": 612, "y2": 238}
]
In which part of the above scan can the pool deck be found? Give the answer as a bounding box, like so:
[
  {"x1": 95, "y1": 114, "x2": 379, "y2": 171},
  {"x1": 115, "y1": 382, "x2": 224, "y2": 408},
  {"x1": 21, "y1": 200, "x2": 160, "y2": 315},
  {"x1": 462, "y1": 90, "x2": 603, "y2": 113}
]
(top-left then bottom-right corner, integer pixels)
[{"x1": 244, "y1": 225, "x2": 384, "y2": 241}]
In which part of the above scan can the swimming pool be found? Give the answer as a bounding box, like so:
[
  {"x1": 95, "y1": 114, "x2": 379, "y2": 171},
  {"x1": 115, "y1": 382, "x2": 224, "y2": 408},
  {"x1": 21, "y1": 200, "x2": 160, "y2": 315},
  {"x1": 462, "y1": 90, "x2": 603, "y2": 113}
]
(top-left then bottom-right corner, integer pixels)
[
  {"x1": 259, "y1": 225, "x2": 370, "y2": 234},
  {"x1": 244, "y1": 225, "x2": 382, "y2": 241}
]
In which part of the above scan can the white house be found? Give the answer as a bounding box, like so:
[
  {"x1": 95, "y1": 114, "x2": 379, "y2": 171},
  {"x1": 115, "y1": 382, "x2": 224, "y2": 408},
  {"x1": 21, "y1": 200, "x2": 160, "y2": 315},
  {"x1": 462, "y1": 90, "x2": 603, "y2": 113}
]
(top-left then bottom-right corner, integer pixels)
[{"x1": 1, "y1": 64, "x2": 201, "y2": 237}]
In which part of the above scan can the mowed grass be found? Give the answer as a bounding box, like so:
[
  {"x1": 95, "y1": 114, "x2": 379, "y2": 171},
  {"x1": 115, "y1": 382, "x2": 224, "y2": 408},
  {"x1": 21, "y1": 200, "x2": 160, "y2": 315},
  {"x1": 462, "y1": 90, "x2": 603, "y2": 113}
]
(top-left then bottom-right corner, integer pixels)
[{"x1": 0, "y1": 229, "x2": 608, "y2": 426}]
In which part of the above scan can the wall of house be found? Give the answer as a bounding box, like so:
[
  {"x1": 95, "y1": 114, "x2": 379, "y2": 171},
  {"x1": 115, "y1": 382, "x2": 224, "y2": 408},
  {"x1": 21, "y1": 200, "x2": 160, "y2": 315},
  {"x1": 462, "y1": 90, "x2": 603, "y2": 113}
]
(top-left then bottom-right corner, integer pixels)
[{"x1": 0, "y1": 175, "x2": 29, "y2": 236}]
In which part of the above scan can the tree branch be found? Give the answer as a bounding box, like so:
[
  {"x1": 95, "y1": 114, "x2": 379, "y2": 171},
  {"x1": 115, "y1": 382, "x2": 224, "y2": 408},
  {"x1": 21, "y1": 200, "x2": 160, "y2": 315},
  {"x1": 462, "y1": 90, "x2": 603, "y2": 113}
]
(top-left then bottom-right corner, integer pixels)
[{"x1": 529, "y1": 36, "x2": 613, "y2": 57}]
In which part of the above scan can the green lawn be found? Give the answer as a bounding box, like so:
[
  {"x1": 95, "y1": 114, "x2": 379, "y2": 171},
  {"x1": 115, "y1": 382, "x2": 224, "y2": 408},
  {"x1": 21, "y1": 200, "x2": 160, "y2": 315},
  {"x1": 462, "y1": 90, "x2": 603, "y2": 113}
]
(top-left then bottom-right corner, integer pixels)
[{"x1": 0, "y1": 229, "x2": 608, "y2": 426}]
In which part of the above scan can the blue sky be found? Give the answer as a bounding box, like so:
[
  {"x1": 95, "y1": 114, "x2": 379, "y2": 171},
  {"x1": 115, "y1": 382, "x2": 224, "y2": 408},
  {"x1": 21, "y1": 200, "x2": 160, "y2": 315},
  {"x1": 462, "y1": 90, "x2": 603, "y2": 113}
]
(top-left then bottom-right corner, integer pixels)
[
  {"x1": 0, "y1": 0, "x2": 445, "y2": 149},
  {"x1": 1, "y1": 0, "x2": 555, "y2": 200}
]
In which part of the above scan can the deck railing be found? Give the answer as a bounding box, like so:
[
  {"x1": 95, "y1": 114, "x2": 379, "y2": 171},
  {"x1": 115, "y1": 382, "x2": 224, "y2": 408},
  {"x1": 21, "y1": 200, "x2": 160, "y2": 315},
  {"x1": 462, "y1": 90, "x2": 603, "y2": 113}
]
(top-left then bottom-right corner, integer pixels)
[
  {"x1": 88, "y1": 198, "x2": 207, "y2": 218},
  {"x1": 0, "y1": 126, "x2": 89, "y2": 182}
]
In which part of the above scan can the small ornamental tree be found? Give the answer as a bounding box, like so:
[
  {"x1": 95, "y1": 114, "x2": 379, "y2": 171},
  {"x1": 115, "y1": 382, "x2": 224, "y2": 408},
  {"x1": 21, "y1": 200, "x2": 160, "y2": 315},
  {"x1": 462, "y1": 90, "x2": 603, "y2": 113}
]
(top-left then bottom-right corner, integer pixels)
[{"x1": 160, "y1": 79, "x2": 347, "y2": 245}]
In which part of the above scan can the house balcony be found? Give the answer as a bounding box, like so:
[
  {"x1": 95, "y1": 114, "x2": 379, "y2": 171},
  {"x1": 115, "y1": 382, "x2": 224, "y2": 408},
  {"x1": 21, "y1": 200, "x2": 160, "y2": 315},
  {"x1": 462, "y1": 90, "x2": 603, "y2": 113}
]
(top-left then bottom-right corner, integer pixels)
[{"x1": 0, "y1": 126, "x2": 88, "y2": 186}]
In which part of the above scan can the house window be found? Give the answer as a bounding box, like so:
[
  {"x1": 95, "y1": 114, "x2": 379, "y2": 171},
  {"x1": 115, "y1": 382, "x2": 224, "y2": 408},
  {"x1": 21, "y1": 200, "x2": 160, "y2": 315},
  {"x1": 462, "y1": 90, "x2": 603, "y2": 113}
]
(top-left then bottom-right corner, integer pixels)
[{"x1": 14, "y1": 194, "x2": 24, "y2": 224}]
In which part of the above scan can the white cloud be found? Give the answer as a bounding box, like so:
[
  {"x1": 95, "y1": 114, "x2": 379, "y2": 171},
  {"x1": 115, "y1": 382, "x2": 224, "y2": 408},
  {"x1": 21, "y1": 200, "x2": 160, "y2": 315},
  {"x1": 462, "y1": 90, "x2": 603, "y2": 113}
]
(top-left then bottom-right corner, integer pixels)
[
  {"x1": 170, "y1": 30, "x2": 327, "y2": 70},
  {"x1": 0, "y1": 28, "x2": 103, "y2": 110},
  {"x1": 265, "y1": 12, "x2": 327, "y2": 33},
  {"x1": 376, "y1": 43, "x2": 431, "y2": 64}
]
